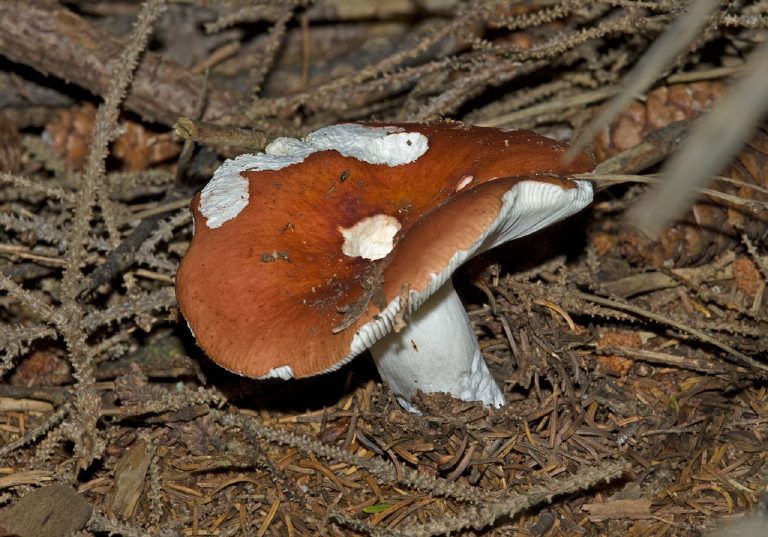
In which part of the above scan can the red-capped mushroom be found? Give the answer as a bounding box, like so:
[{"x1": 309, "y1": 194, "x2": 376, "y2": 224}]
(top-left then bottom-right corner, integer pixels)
[{"x1": 176, "y1": 121, "x2": 594, "y2": 412}]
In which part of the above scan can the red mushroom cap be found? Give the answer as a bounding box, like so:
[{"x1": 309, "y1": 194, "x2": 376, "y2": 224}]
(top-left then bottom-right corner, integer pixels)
[{"x1": 176, "y1": 121, "x2": 594, "y2": 379}]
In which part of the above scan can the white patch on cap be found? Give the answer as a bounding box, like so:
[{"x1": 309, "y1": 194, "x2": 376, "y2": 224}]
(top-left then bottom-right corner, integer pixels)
[
  {"x1": 340, "y1": 214, "x2": 401, "y2": 260},
  {"x1": 307, "y1": 124, "x2": 428, "y2": 166},
  {"x1": 199, "y1": 139, "x2": 316, "y2": 229},
  {"x1": 199, "y1": 162, "x2": 250, "y2": 229},
  {"x1": 261, "y1": 365, "x2": 295, "y2": 380},
  {"x1": 264, "y1": 137, "x2": 317, "y2": 159}
]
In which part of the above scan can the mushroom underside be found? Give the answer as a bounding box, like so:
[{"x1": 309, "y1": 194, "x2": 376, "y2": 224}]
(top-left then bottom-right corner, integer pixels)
[{"x1": 364, "y1": 179, "x2": 594, "y2": 412}]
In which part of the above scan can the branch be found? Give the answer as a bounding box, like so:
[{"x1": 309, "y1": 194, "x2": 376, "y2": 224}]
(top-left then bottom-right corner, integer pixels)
[{"x1": 0, "y1": 0, "x2": 244, "y2": 126}]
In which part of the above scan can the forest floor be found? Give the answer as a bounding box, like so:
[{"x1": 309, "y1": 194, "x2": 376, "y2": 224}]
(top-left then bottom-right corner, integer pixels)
[{"x1": 1, "y1": 1, "x2": 767, "y2": 536}]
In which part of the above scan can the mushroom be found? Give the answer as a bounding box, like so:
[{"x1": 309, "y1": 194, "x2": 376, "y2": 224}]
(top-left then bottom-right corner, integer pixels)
[{"x1": 176, "y1": 121, "x2": 594, "y2": 412}]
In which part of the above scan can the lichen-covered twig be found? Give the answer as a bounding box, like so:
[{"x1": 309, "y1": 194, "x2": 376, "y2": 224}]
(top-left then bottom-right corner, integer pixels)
[
  {"x1": 57, "y1": 0, "x2": 167, "y2": 472},
  {"x1": 628, "y1": 39, "x2": 768, "y2": 236},
  {"x1": 569, "y1": 0, "x2": 720, "y2": 157},
  {"x1": 330, "y1": 462, "x2": 628, "y2": 536},
  {"x1": 76, "y1": 187, "x2": 191, "y2": 297},
  {"x1": 173, "y1": 118, "x2": 272, "y2": 151},
  {"x1": 572, "y1": 290, "x2": 767, "y2": 372}
]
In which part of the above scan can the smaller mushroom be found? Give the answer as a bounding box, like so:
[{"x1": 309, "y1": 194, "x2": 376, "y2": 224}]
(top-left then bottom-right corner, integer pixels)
[{"x1": 176, "y1": 121, "x2": 594, "y2": 412}]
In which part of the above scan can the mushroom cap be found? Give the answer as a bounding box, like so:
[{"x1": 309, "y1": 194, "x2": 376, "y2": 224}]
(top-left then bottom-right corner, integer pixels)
[{"x1": 176, "y1": 121, "x2": 594, "y2": 379}]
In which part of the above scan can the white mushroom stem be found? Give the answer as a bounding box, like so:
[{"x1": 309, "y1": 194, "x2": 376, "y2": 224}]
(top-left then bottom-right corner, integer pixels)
[{"x1": 369, "y1": 280, "x2": 505, "y2": 413}]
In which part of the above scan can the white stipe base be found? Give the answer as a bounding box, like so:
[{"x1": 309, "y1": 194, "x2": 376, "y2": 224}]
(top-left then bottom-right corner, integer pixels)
[{"x1": 370, "y1": 280, "x2": 505, "y2": 413}]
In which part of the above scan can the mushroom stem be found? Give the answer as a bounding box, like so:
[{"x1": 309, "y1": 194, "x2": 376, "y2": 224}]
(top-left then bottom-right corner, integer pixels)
[{"x1": 369, "y1": 280, "x2": 505, "y2": 412}]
